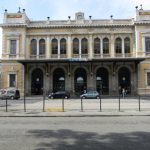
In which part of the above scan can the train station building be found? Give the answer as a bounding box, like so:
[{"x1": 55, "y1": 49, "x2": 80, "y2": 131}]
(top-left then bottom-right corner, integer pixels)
[{"x1": 0, "y1": 7, "x2": 150, "y2": 96}]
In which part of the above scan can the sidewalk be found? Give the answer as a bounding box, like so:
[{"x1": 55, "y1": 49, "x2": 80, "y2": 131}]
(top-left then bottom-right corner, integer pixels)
[{"x1": 0, "y1": 97, "x2": 150, "y2": 117}]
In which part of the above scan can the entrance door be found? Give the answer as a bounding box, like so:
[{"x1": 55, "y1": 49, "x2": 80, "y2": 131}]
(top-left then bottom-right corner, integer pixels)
[
  {"x1": 74, "y1": 68, "x2": 87, "y2": 95},
  {"x1": 31, "y1": 68, "x2": 43, "y2": 95},
  {"x1": 53, "y1": 68, "x2": 65, "y2": 92},
  {"x1": 96, "y1": 67, "x2": 109, "y2": 95},
  {"x1": 118, "y1": 67, "x2": 131, "y2": 94}
]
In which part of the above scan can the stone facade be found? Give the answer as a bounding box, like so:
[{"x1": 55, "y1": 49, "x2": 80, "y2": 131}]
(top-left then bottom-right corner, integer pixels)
[{"x1": 0, "y1": 8, "x2": 150, "y2": 96}]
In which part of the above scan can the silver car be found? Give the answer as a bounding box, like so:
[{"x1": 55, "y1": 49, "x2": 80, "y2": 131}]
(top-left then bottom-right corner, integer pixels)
[
  {"x1": 0, "y1": 89, "x2": 20, "y2": 100},
  {"x1": 80, "y1": 90, "x2": 100, "y2": 99}
]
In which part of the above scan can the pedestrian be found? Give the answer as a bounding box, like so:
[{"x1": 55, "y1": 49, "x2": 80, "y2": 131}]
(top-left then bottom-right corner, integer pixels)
[{"x1": 122, "y1": 88, "x2": 125, "y2": 98}]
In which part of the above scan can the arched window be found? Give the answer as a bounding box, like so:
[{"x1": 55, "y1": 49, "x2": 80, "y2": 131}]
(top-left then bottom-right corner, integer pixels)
[
  {"x1": 124, "y1": 37, "x2": 130, "y2": 53},
  {"x1": 115, "y1": 37, "x2": 122, "y2": 53},
  {"x1": 103, "y1": 38, "x2": 109, "y2": 54},
  {"x1": 31, "y1": 39, "x2": 37, "y2": 55},
  {"x1": 81, "y1": 38, "x2": 88, "y2": 54},
  {"x1": 39, "y1": 39, "x2": 45, "y2": 55},
  {"x1": 73, "y1": 38, "x2": 79, "y2": 54},
  {"x1": 52, "y1": 39, "x2": 58, "y2": 54},
  {"x1": 60, "y1": 38, "x2": 66, "y2": 54},
  {"x1": 94, "y1": 38, "x2": 100, "y2": 54}
]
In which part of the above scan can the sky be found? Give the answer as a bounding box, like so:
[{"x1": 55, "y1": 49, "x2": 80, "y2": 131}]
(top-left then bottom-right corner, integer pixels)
[{"x1": 0, "y1": 0, "x2": 150, "y2": 58}]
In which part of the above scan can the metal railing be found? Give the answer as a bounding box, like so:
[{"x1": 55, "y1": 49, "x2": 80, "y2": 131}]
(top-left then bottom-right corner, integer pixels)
[{"x1": 0, "y1": 93, "x2": 150, "y2": 113}]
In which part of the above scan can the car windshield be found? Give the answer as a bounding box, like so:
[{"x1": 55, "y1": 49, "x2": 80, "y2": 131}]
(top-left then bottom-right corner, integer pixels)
[
  {"x1": 87, "y1": 91, "x2": 93, "y2": 94},
  {"x1": 56, "y1": 91, "x2": 65, "y2": 94},
  {"x1": 7, "y1": 91, "x2": 15, "y2": 94}
]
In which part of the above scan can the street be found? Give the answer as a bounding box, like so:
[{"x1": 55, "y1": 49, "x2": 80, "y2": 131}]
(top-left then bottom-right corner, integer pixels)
[{"x1": 0, "y1": 116, "x2": 150, "y2": 150}]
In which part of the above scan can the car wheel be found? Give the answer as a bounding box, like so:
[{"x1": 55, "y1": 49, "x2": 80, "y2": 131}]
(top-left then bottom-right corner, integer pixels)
[
  {"x1": 10, "y1": 96, "x2": 14, "y2": 100},
  {"x1": 82, "y1": 96, "x2": 86, "y2": 99},
  {"x1": 64, "y1": 96, "x2": 68, "y2": 99},
  {"x1": 96, "y1": 96, "x2": 100, "y2": 99},
  {"x1": 50, "y1": 96, "x2": 54, "y2": 99}
]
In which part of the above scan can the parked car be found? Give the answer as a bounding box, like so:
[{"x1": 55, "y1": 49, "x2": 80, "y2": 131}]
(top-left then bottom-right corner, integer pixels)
[
  {"x1": 80, "y1": 90, "x2": 100, "y2": 99},
  {"x1": 48, "y1": 91, "x2": 70, "y2": 99},
  {"x1": 0, "y1": 88, "x2": 20, "y2": 100}
]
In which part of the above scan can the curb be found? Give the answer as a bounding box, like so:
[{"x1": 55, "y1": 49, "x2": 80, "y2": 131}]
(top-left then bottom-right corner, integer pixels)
[{"x1": 1, "y1": 111, "x2": 150, "y2": 117}]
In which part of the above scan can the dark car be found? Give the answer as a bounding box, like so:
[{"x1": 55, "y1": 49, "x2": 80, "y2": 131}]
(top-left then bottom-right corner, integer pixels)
[
  {"x1": 0, "y1": 89, "x2": 20, "y2": 100},
  {"x1": 48, "y1": 91, "x2": 70, "y2": 99},
  {"x1": 80, "y1": 90, "x2": 100, "y2": 99}
]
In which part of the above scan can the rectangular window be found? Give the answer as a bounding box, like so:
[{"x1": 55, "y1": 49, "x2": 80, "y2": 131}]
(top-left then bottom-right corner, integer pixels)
[
  {"x1": 10, "y1": 40, "x2": 17, "y2": 55},
  {"x1": 147, "y1": 72, "x2": 150, "y2": 86},
  {"x1": 9, "y1": 74, "x2": 16, "y2": 87},
  {"x1": 145, "y1": 37, "x2": 150, "y2": 53}
]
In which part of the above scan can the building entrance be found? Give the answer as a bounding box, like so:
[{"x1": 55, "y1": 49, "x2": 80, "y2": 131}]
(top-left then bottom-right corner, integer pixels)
[
  {"x1": 31, "y1": 68, "x2": 43, "y2": 95},
  {"x1": 74, "y1": 68, "x2": 87, "y2": 95},
  {"x1": 118, "y1": 67, "x2": 131, "y2": 94},
  {"x1": 96, "y1": 67, "x2": 109, "y2": 95},
  {"x1": 53, "y1": 68, "x2": 65, "y2": 92}
]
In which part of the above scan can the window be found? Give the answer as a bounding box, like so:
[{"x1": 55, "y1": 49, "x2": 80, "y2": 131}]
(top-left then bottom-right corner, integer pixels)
[
  {"x1": 10, "y1": 40, "x2": 17, "y2": 55},
  {"x1": 39, "y1": 39, "x2": 45, "y2": 55},
  {"x1": 73, "y1": 38, "x2": 79, "y2": 54},
  {"x1": 147, "y1": 72, "x2": 150, "y2": 86},
  {"x1": 124, "y1": 37, "x2": 130, "y2": 53},
  {"x1": 9, "y1": 74, "x2": 16, "y2": 87},
  {"x1": 145, "y1": 37, "x2": 150, "y2": 53},
  {"x1": 103, "y1": 38, "x2": 109, "y2": 54},
  {"x1": 81, "y1": 38, "x2": 88, "y2": 54},
  {"x1": 115, "y1": 37, "x2": 122, "y2": 53},
  {"x1": 60, "y1": 38, "x2": 66, "y2": 54},
  {"x1": 94, "y1": 38, "x2": 100, "y2": 54},
  {"x1": 31, "y1": 39, "x2": 37, "y2": 55},
  {"x1": 52, "y1": 39, "x2": 58, "y2": 54}
]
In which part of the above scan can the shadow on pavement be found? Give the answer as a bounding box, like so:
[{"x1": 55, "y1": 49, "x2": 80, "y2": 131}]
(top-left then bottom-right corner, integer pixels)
[{"x1": 28, "y1": 129, "x2": 150, "y2": 150}]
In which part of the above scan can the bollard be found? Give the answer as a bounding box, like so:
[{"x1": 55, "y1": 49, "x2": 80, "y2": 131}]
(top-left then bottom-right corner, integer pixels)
[
  {"x1": 99, "y1": 96, "x2": 102, "y2": 112},
  {"x1": 139, "y1": 95, "x2": 141, "y2": 112},
  {"x1": 6, "y1": 98, "x2": 8, "y2": 112},
  {"x1": 62, "y1": 98, "x2": 64, "y2": 112},
  {"x1": 24, "y1": 94, "x2": 26, "y2": 112},
  {"x1": 81, "y1": 98, "x2": 83, "y2": 112},
  {"x1": 119, "y1": 94, "x2": 121, "y2": 112}
]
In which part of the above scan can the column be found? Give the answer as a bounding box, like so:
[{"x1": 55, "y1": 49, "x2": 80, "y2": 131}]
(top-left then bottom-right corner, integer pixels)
[
  {"x1": 66, "y1": 63, "x2": 72, "y2": 92},
  {"x1": 142, "y1": 36, "x2": 145, "y2": 57},
  {"x1": 46, "y1": 36, "x2": 50, "y2": 58},
  {"x1": 22, "y1": 32, "x2": 26, "y2": 58},
  {"x1": 45, "y1": 63, "x2": 49, "y2": 93},
  {"x1": 6, "y1": 39, "x2": 9, "y2": 58},
  {"x1": 37, "y1": 39, "x2": 39, "y2": 59},
  {"x1": 16, "y1": 39, "x2": 19, "y2": 59},
  {"x1": 79, "y1": 38, "x2": 81, "y2": 58},
  {"x1": 67, "y1": 35, "x2": 72, "y2": 58},
  {"x1": 122, "y1": 38, "x2": 125, "y2": 57},
  {"x1": 110, "y1": 34, "x2": 115, "y2": 58},
  {"x1": 100, "y1": 38, "x2": 103, "y2": 58},
  {"x1": 26, "y1": 38, "x2": 30, "y2": 59},
  {"x1": 58, "y1": 39, "x2": 60, "y2": 58},
  {"x1": 135, "y1": 30, "x2": 139, "y2": 57},
  {"x1": 89, "y1": 35, "x2": 93, "y2": 59}
]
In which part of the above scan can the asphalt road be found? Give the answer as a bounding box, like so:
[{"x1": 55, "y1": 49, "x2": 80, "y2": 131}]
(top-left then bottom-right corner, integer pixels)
[{"x1": 1, "y1": 116, "x2": 150, "y2": 150}]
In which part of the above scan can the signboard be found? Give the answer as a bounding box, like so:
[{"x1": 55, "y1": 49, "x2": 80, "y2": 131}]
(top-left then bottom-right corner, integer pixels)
[{"x1": 68, "y1": 58, "x2": 87, "y2": 62}]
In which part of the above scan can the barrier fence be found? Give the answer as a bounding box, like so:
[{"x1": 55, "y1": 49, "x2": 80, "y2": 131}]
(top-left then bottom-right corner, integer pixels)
[{"x1": 0, "y1": 95, "x2": 150, "y2": 113}]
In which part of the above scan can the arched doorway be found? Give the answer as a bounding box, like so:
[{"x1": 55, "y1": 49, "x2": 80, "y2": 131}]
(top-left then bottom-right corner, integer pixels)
[
  {"x1": 74, "y1": 68, "x2": 87, "y2": 95},
  {"x1": 118, "y1": 67, "x2": 131, "y2": 94},
  {"x1": 31, "y1": 68, "x2": 43, "y2": 95},
  {"x1": 96, "y1": 68, "x2": 109, "y2": 95},
  {"x1": 53, "y1": 68, "x2": 65, "y2": 92}
]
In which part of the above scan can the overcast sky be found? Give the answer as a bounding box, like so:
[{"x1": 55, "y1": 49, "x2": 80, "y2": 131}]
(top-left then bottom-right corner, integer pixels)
[{"x1": 0, "y1": 0, "x2": 150, "y2": 57}]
